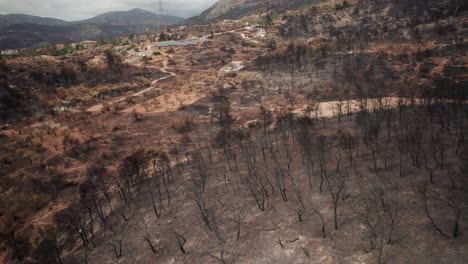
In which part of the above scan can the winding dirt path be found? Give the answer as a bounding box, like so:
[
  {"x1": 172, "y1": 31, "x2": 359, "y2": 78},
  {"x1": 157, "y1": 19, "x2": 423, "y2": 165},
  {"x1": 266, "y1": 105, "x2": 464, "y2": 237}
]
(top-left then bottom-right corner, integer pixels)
[{"x1": 86, "y1": 55, "x2": 176, "y2": 113}]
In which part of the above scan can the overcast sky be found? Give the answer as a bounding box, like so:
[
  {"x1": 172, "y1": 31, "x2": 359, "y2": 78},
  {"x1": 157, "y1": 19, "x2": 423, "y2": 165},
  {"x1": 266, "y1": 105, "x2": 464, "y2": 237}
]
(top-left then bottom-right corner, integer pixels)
[{"x1": 0, "y1": 0, "x2": 218, "y2": 20}]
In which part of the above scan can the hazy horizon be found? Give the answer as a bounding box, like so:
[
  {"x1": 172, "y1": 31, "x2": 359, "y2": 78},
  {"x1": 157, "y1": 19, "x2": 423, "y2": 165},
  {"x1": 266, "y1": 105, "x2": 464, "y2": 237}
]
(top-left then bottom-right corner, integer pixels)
[{"x1": 0, "y1": 0, "x2": 218, "y2": 20}]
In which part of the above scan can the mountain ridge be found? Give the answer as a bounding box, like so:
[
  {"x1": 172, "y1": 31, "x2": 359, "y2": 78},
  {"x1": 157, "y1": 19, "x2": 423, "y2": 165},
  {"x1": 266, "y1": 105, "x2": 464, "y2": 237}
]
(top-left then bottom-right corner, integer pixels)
[
  {"x1": 0, "y1": 9, "x2": 184, "y2": 27},
  {"x1": 70, "y1": 8, "x2": 183, "y2": 26},
  {"x1": 0, "y1": 14, "x2": 68, "y2": 27},
  {"x1": 0, "y1": 9, "x2": 185, "y2": 50}
]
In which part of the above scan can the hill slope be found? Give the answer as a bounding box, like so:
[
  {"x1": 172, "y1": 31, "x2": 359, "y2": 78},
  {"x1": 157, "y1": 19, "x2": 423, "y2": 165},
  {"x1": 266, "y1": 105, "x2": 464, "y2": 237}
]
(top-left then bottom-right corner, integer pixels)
[{"x1": 187, "y1": 0, "x2": 319, "y2": 23}]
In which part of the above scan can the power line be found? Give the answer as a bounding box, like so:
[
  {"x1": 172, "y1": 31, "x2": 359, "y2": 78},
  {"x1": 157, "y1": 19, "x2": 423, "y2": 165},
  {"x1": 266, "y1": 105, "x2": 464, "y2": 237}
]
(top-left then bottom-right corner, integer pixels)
[{"x1": 153, "y1": 0, "x2": 168, "y2": 35}]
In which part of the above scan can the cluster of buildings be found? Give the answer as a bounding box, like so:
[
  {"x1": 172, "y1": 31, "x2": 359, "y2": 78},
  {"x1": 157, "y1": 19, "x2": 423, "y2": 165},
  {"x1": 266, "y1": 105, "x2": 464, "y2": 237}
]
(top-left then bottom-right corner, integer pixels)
[
  {"x1": 1, "y1": 40, "x2": 99, "y2": 56},
  {"x1": 1, "y1": 49, "x2": 19, "y2": 55},
  {"x1": 80, "y1": 40, "x2": 97, "y2": 49},
  {"x1": 240, "y1": 25, "x2": 267, "y2": 40},
  {"x1": 216, "y1": 20, "x2": 267, "y2": 39},
  {"x1": 1, "y1": 22, "x2": 216, "y2": 66},
  {"x1": 55, "y1": 41, "x2": 97, "y2": 50}
]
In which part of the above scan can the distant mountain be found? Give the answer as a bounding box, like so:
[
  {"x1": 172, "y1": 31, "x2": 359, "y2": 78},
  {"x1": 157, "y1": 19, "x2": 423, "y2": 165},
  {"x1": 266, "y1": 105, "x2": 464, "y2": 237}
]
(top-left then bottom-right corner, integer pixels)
[
  {"x1": 0, "y1": 14, "x2": 67, "y2": 27},
  {"x1": 0, "y1": 9, "x2": 185, "y2": 50},
  {"x1": 0, "y1": 23, "x2": 143, "y2": 50},
  {"x1": 72, "y1": 8, "x2": 183, "y2": 26},
  {"x1": 187, "y1": 0, "x2": 319, "y2": 24}
]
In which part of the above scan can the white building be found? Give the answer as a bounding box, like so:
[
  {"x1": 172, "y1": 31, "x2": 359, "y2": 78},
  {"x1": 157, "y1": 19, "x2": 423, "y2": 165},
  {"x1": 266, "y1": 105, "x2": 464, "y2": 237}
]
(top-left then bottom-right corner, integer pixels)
[
  {"x1": 221, "y1": 61, "x2": 245, "y2": 73},
  {"x1": 1, "y1": 49, "x2": 19, "y2": 55},
  {"x1": 256, "y1": 28, "x2": 267, "y2": 38},
  {"x1": 127, "y1": 50, "x2": 148, "y2": 57},
  {"x1": 80, "y1": 40, "x2": 97, "y2": 49},
  {"x1": 92, "y1": 55, "x2": 105, "y2": 64}
]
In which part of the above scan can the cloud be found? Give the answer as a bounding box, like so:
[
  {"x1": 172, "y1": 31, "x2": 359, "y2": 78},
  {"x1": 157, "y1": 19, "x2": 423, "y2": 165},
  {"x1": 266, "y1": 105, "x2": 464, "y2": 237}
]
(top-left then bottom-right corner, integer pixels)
[{"x1": 0, "y1": 0, "x2": 218, "y2": 20}]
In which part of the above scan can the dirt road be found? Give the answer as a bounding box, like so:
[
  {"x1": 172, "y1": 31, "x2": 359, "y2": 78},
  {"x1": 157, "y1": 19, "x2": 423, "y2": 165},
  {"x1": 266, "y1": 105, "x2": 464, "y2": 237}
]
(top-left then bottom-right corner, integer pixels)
[{"x1": 86, "y1": 55, "x2": 176, "y2": 113}]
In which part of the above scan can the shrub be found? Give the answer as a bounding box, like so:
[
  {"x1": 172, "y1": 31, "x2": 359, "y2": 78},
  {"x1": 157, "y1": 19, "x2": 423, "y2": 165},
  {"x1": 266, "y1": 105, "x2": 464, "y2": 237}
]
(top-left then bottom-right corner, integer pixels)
[
  {"x1": 132, "y1": 109, "x2": 143, "y2": 121},
  {"x1": 171, "y1": 115, "x2": 193, "y2": 134}
]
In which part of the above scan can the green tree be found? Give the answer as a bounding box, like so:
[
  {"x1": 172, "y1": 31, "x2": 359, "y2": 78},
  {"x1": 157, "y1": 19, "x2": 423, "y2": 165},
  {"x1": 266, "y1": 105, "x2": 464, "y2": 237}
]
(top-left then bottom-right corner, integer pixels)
[{"x1": 142, "y1": 56, "x2": 152, "y2": 65}]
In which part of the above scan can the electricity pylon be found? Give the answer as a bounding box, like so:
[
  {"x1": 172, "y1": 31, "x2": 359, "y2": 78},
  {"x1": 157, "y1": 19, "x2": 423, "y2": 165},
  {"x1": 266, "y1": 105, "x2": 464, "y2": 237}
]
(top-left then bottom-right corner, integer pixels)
[{"x1": 153, "y1": 0, "x2": 168, "y2": 35}]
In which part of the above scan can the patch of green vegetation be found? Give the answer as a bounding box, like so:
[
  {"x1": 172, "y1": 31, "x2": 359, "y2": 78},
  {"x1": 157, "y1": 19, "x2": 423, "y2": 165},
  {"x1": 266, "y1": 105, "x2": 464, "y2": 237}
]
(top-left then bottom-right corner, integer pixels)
[
  {"x1": 166, "y1": 47, "x2": 175, "y2": 54},
  {"x1": 48, "y1": 47, "x2": 69, "y2": 56},
  {"x1": 142, "y1": 56, "x2": 152, "y2": 64},
  {"x1": 0, "y1": 54, "x2": 19, "y2": 60},
  {"x1": 242, "y1": 18, "x2": 262, "y2": 25},
  {"x1": 97, "y1": 39, "x2": 122, "y2": 47}
]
